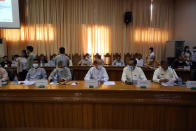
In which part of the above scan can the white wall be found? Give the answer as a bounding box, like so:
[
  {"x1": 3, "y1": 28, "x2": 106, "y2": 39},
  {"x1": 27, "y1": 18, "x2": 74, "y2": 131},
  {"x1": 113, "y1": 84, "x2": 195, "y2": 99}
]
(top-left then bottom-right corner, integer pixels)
[{"x1": 174, "y1": 0, "x2": 196, "y2": 47}]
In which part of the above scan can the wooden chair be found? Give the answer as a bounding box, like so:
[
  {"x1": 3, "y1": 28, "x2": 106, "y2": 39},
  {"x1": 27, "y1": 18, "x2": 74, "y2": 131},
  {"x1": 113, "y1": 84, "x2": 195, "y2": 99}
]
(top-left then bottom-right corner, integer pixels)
[
  {"x1": 104, "y1": 53, "x2": 112, "y2": 65},
  {"x1": 72, "y1": 54, "x2": 81, "y2": 66}
]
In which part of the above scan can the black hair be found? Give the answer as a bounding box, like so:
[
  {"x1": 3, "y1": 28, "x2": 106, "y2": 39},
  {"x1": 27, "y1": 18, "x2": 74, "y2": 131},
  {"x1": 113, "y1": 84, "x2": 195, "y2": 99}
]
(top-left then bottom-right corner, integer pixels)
[
  {"x1": 149, "y1": 47, "x2": 153, "y2": 52},
  {"x1": 33, "y1": 58, "x2": 40, "y2": 63},
  {"x1": 59, "y1": 47, "x2": 65, "y2": 54},
  {"x1": 117, "y1": 55, "x2": 121, "y2": 58},
  {"x1": 14, "y1": 55, "x2": 19, "y2": 58},
  {"x1": 57, "y1": 61, "x2": 63, "y2": 66},
  {"x1": 184, "y1": 46, "x2": 189, "y2": 51},
  {"x1": 93, "y1": 60, "x2": 98, "y2": 65},
  {"x1": 27, "y1": 46, "x2": 34, "y2": 52},
  {"x1": 129, "y1": 58, "x2": 137, "y2": 65},
  {"x1": 161, "y1": 60, "x2": 168, "y2": 65},
  {"x1": 22, "y1": 50, "x2": 28, "y2": 58},
  {"x1": 3, "y1": 56, "x2": 8, "y2": 58}
]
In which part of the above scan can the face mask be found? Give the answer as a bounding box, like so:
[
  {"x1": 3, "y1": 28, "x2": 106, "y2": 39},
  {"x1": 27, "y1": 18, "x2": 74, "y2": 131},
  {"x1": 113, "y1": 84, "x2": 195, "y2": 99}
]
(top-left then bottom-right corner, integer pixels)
[
  {"x1": 97, "y1": 65, "x2": 103, "y2": 70},
  {"x1": 57, "y1": 67, "x2": 64, "y2": 71},
  {"x1": 33, "y1": 64, "x2": 39, "y2": 68},
  {"x1": 128, "y1": 65, "x2": 134, "y2": 70}
]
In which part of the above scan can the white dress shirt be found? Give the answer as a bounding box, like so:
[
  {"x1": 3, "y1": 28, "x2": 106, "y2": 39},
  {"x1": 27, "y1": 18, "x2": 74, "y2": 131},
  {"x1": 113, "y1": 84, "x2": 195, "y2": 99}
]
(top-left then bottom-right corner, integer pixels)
[
  {"x1": 121, "y1": 66, "x2": 147, "y2": 83},
  {"x1": 112, "y1": 59, "x2": 125, "y2": 66},
  {"x1": 48, "y1": 67, "x2": 72, "y2": 81},
  {"x1": 153, "y1": 67, "x2": 178, "y2": 83},
  {"x1": 26, "y1": 68, "x2": 47, "y2": 81},
  {"x1": 84, "y1": 67, "x2": 109, "y2": 82},
  {"x1": 136, "y1": 58, "x2": 144, "y2": 67},
  {"x1": 147, "y1": 52, "x2": 155, "y2": 62}
]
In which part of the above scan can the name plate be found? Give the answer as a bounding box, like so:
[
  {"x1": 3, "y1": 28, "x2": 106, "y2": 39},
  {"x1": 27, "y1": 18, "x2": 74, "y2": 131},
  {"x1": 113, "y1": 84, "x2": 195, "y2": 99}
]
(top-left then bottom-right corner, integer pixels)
[
  {"x1": 85, "y1": 80, "x2": 100, "y2": 87},
  {"x1": 186, "y1": 81, "x2": 196, "y2": 89},
  {"x1": 35, "y1": 80, "x2": 48, "y2": 87},
  {"x1": 184, "y1": 66, "x2": 190, "y2": 70},
  {"x1": 137, "y1": 80, "x2": 151, "y2": 88}
]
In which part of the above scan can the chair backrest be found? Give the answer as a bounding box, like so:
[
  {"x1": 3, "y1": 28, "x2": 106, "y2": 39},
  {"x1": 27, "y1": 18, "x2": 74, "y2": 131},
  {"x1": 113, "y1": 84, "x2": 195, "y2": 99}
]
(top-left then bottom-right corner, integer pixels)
[
  {"x1": 104, "y1": 53, "x2": 111, "y2": 65},
  {"x1": 72, "y1": 54, "x2": 81, "y2": 66},
  {"x1": 190, "y1": 69, "x2": 196, "y2": 81}
]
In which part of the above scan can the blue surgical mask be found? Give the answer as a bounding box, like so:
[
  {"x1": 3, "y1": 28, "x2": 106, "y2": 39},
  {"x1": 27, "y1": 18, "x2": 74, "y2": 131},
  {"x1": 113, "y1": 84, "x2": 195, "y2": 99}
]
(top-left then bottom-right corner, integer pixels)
[
  {"x1": 98, "y1": 65, "x2": 103, "y2": 70},
  {"x1": 128, "y1": 65, "x2": 134, "y2": 70}
]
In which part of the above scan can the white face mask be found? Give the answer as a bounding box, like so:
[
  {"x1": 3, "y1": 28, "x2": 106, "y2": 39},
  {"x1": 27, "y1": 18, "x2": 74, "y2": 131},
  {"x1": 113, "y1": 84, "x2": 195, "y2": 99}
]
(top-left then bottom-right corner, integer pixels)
[
  {"x1": 57, "y1": 67, "x2": 64, "y2": 72},
  {"x1": 33, "y1": 64, "x2": 39, "y2": 68},
  {"x1": 128, "y1": 65, "x2": 135, "y2": 70}
]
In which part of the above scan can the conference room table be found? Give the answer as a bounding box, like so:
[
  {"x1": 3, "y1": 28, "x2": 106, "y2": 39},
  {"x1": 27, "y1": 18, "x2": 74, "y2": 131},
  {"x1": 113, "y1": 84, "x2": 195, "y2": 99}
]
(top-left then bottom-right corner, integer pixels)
[{"x1": 0, "y1": 81, "x2": 196, "y2": 131}]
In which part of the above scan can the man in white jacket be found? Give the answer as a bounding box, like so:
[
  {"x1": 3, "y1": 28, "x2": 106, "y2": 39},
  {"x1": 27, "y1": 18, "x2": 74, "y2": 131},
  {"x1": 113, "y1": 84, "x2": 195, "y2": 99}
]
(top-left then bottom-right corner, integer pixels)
[
  {"x1": 84, "y1": 59, "x2": 109, "y2": 82},
  {"x1": 121, "y1": 58, "x2": 147, "y2": 85},
  {"x1": 153, "y1": 60, "x2": 178, "y2": 83}
]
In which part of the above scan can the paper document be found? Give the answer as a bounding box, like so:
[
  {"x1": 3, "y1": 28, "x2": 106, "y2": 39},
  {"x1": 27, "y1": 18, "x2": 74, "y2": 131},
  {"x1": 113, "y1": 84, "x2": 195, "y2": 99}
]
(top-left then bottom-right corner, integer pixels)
[
  {"x1": 18, "y1": 81, "x2": 36, "y2": 85},
  {"x1": 103, "y1": 81, "x2": 115, "y2": 85},
  {"x1": 161, "y1": 80, "x2": 175, "y2": 86}
]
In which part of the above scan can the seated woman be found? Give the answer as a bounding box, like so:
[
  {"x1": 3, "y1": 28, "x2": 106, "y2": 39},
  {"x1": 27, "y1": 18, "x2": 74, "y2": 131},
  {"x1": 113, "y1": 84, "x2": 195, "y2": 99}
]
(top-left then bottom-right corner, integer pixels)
[
  {"x1": 84, "y1": 59, "x2": 109, "y2": 82},
  {"x1": 48, "y1": 61, "x2": 72, "y2": 82},
  {"x1": 25, "y1": 59, "x2": 47, "y2": 81},
  {"x1": 78, "y1": 54, "x2": 92, "y2": 66},
  {"x1": 112, "y1": 55, "x2": 125, "y2": 66},
  {"x1": 121, "y1": 58, "x2": 147, "y2": 85},
  {"x1": 0, "y1": 66, "x2": 9, "y2": 82}
]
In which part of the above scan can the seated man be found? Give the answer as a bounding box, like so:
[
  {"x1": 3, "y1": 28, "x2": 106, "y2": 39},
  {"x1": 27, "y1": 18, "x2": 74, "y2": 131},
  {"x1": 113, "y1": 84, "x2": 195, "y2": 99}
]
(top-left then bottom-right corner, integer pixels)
[
  {"x1": 78, "y1": 54, "x2": 92, "y2": 66},
  {"x1": 47, "y1": 54, "x2": 56, "y2": 67},
  {"x1": 0, "y1": 56, "x2": 12, "y2": 68},
  {"x1": 122, "y1": 58, "x2": 147, "y2": 85},
  {"x1": 48, "y1": 61, "x2": 72, "y2": 82},
  {"x1": 136, "y1": 53, "x2": 144, "y2": 67},
  {"x1": 94, "y1": 54, "x2": 104, "y2": 65},
  {"x1": 172, "y1": 56, "x2": 188, "y2": 69},
  {"x1": 0, "y1": 66, "x2": 9, "y2": 82},
  {"x1": 153, "y1": 60, "x2": 178, "y2": 83},
  {"x1": 84, "y1": 59, "x2": 109, "y2": 82},
  {"x1": 112, "y1": 55, "x2": 125, "y2": 66},
  {"x1": 39, "y1": 54, "x2": 48, "y2": 67},
  {"x1": 25, "y1": 59, "x2": 47, "y2": 81}
]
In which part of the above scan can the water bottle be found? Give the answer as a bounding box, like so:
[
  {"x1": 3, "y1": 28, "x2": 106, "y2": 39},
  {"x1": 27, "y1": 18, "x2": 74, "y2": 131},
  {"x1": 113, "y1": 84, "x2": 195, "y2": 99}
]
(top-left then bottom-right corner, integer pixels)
[
  {"x1": 178, "y1": 77, "x2": 183, "y2": 86},
  {"x1": 14, "y1": 75, "x2": 18, "y2": 84},
  {"x1": 54, "y1": 73, "x2": 59, "y2": 83}
]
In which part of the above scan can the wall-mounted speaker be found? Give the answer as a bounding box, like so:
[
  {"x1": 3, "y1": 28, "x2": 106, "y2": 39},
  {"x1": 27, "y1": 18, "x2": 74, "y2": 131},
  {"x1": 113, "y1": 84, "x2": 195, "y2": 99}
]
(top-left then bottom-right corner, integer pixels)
[{"x1": 124, "y1": 12, "x2": 132, "y2": 25}]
